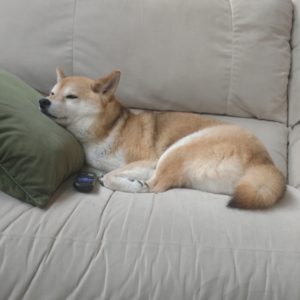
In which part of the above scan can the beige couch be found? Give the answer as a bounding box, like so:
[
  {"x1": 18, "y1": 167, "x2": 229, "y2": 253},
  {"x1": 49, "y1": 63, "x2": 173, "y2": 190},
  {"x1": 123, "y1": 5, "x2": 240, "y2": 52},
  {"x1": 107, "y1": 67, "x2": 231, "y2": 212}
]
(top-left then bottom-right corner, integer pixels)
[{"x1": 0, "y1": 0, "x2": 300, "y2": 299}]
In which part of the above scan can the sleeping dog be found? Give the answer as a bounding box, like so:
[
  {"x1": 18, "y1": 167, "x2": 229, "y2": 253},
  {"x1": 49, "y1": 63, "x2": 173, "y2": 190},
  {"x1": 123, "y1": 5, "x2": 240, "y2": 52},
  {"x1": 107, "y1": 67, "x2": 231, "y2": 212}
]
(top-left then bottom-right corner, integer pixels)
[{"x1": 39, "y1": 69, "x2": 285, "y2": 209}]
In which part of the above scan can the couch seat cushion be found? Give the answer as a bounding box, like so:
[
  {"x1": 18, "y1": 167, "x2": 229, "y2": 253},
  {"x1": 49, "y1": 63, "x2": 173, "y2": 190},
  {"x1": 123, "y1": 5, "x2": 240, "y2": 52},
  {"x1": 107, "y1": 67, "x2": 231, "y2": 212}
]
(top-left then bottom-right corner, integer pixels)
[{"x1": 0, "y1": 178, "x2": 299, "y2": 299}]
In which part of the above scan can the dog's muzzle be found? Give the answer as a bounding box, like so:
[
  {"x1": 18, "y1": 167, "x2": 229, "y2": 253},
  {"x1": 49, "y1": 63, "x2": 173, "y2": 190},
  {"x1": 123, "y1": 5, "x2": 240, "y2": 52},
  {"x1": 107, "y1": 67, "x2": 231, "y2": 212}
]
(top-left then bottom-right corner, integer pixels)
[
  {"x1": 38, "y1": 98, "x2": 67, "y2": 121},
  {"x1": 39, "y1": 98, "x2": 57, "y2": 119},
  {"x1": 39, "y1": 98, "x2": 51, "y2": 110}
]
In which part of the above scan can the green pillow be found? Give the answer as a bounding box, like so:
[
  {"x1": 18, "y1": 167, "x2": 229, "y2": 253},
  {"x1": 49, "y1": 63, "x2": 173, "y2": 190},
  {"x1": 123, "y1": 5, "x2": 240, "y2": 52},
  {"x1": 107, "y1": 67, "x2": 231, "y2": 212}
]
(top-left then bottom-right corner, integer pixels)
[{"x1": 0, "y1": 69, "x2": 84, "y2": 207}]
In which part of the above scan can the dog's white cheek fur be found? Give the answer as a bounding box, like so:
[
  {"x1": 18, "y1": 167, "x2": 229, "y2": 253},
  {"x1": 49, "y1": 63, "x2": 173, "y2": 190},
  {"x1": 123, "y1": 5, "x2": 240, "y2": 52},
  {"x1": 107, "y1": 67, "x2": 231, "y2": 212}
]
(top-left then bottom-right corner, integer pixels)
[
  {"x1": 48, "y1": 101, "x2": 68, "y2": 120},
  {"x1": 67, "y1": 100, "x2": 96, "y2": 119},
  {"x1": 51, "y1": 100, "x2": 97, "y2": 128}
]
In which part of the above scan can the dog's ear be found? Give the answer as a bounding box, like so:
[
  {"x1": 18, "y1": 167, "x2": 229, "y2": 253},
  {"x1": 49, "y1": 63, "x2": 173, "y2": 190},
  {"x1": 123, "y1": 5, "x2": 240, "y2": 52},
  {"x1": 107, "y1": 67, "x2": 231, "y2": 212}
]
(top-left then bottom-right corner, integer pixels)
[
  {"x1": 56, "y1": 67, "x2": 66, "y2": 82},
  {"x1": 92, "y1": 70, "x2": 121, "y2": 100}
]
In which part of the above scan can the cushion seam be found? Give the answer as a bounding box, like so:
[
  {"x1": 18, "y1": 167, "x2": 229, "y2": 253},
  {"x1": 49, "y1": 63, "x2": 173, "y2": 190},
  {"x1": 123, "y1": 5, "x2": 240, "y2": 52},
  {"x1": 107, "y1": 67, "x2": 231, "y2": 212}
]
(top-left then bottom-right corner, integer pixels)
[
  {"x1": 0, "y1": 163, "x2": 36, "y2": 204},
  {"x1": 226, "y1": 0, "x2": 235, "y2": 116},
  {"x1": 0, "y1": 233, "x2": 299, "y2": 254}
]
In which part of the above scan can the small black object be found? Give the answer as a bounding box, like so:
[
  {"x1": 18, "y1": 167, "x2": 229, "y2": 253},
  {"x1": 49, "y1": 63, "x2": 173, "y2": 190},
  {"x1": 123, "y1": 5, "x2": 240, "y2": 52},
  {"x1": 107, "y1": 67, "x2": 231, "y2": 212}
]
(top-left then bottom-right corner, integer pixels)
[{"x1": 73, "y1": 172, "x2": 97, "y2": 193}]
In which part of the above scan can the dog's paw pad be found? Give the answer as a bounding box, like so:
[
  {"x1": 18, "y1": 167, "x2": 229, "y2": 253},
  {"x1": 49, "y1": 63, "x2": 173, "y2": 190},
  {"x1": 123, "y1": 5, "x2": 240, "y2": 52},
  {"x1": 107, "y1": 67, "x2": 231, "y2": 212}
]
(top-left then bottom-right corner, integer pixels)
[
  {"x1": 128, "y1": 179, "x2": 146, "y2": 187},
  {"x1": 137, "y1": 180, "x2": 144, "y2": 186}
]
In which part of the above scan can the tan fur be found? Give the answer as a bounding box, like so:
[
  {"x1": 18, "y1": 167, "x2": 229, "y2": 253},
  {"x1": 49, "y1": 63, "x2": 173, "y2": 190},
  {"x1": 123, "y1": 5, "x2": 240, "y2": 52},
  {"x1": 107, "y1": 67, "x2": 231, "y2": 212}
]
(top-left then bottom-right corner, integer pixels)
[
  {"x1": 43, "y1": 69, "x2": 286, "y2": 209},
  {"x1": 114, "y1": 110, "x2": 223, "y2": 162}
]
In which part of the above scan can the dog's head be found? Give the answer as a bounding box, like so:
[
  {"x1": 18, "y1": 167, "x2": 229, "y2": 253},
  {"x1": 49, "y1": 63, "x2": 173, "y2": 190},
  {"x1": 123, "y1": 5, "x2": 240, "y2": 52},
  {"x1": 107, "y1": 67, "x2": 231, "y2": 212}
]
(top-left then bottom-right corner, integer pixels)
[{"x1": 39, "y1": 68, "x2": 121, "y2": 127}]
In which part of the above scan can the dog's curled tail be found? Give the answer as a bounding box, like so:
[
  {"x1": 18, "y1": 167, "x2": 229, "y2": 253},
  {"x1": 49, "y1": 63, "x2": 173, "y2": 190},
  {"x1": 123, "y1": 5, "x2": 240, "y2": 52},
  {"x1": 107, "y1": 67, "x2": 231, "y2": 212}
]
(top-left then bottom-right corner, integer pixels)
[{"x1": 227, "y1": 164, "x2": 286, "y2": 209}]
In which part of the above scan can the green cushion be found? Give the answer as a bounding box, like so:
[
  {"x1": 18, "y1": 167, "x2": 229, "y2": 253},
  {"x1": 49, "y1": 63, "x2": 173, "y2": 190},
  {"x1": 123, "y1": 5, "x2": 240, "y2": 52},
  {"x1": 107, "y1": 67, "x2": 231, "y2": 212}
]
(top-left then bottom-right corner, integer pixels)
[{"x1": 0, "y1": 69, "x2": 84, "y2": 207}]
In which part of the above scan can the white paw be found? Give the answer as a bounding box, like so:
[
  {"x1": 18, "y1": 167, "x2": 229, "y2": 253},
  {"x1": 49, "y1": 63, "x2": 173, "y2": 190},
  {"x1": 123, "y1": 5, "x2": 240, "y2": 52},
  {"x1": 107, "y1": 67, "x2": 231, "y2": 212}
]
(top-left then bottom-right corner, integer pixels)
[
  {"x1": 100, "y1": 175, "x2": 149, "y2": 193},
  {"x1": 98, "y1": 174, "x2": 113, "y2": 189},
  {"x1": 83, "y1": 166, "x2": 106, "y2": 178}
]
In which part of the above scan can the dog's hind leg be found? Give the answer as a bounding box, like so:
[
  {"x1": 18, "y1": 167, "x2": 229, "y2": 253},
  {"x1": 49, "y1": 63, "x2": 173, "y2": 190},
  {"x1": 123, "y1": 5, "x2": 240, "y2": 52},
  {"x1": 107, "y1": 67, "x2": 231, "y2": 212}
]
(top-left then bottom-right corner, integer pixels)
[
  {"x1": 100, "y1": 160, "x2": 157, "y2": 192},
  {"x1": 145, "y1": 158, "x2": 185, "y2": 193}
]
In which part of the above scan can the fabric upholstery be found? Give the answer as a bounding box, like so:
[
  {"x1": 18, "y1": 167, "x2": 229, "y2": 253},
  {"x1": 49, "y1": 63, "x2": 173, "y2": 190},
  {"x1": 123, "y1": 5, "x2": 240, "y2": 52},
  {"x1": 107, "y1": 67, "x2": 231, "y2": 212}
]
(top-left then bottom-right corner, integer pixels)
[
  {"x1": 289, "y1": 124, "x2": 300, "y2": 188},
  {"x1": 0, "y1": 0, "x2": 293, "y2": 122},
  {"x1": 74, "y1": 0, "x2": 292, "y2": 123},
  {"x1": 289, "y1": 0, "x2": 300, "y2": 126},
  {"x1": 0, "y1": 0, "x2": 74, "y2": 93},
  {"x1": 0, "y1": 180, "x2": 299, "y2": 300},
  {"x1": 0, "y1": 0, "x2": 298, "y2": 299}
]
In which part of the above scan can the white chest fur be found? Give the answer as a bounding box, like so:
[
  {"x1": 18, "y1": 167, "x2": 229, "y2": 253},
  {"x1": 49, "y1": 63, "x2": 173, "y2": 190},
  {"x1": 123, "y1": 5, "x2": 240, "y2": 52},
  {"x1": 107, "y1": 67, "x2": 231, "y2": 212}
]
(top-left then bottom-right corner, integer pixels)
[
  {"x1": 83, "y1": 138, "x2": 125, "y2": 173},
  {"x1": 67, "y1": 115, "x2": 126, "y2": 173}
]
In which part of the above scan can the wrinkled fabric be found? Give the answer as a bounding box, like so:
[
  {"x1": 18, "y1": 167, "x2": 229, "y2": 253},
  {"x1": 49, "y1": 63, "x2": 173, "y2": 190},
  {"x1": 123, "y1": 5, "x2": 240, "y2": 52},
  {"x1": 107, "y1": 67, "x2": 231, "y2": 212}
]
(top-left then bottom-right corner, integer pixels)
[{"x1": 0, "y1": 181, "x2": 300, "y2": 300}]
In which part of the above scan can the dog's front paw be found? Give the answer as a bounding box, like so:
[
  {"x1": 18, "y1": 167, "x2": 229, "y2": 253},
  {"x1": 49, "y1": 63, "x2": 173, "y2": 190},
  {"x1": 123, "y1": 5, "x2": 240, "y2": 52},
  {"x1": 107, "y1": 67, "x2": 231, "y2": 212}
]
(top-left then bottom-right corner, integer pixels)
[
  {"x1": 99, "y1": 174, "x2": 114, "y2": 190},
  {"x1": 123, "y1": 178, "x2": 149, "y2": 193},
  {"x1": 100, "y1": 174, "x2": 149, "y2": 193},
  {"x1": 135, "y1": 179, "x2": 149, "y2": 192}
]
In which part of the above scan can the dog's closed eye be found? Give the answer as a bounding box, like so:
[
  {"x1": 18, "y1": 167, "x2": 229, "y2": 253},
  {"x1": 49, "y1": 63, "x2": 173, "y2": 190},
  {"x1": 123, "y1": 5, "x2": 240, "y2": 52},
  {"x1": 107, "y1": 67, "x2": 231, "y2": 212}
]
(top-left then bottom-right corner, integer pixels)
[{"x1": 66, "y1": 95, "x2": 78, "y2": 99}]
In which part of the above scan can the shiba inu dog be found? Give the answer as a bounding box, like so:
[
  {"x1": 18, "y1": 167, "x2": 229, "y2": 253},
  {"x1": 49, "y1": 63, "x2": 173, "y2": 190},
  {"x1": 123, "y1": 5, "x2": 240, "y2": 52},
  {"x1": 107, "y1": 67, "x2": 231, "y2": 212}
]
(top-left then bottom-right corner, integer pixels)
[{"x1": 39, "y1": 68, "x2": 285, "y2": 209}]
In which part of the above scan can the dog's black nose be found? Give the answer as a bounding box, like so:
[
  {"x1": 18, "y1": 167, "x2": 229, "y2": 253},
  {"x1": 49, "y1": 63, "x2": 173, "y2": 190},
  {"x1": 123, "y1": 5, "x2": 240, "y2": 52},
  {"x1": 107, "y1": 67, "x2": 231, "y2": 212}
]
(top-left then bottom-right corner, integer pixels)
[{"x1": 39, "y1": 98, "x2": 51, "y2": 109}]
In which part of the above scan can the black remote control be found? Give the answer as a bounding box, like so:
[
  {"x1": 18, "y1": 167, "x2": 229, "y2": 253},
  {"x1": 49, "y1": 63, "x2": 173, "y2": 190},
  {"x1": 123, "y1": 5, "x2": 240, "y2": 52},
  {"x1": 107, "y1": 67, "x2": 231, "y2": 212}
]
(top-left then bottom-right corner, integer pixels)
[{"x1": 73, "y1": 172, "x2": 97, "y2": 193}]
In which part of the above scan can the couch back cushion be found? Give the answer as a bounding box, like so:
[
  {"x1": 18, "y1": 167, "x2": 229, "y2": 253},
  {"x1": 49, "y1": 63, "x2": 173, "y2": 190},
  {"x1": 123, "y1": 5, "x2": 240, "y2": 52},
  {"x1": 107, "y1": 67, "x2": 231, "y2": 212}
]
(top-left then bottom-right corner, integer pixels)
[
  {"x1": 0, "y1": 0, "x2": 292, "y2": 123},
  {"x1": 0, "y1": 0, "x2": 76, "y2": 94},
  {"x1": 289, "y1": 0, "x2": 300, "y2": 126}
]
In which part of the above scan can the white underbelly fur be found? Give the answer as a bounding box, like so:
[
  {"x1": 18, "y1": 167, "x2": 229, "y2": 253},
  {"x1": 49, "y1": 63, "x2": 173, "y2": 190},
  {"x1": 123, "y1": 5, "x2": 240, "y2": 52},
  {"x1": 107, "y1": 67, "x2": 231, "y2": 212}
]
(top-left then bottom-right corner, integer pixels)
[{"x1": 84, "y1": 142, "x2": 125, "y2": 173}]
